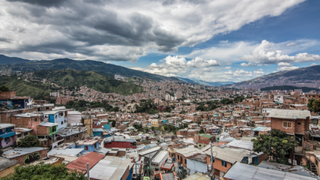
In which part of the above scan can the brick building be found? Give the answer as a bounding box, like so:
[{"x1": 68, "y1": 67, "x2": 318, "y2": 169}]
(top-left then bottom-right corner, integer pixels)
[
  {"x1": 2, "y1": 147, "x2": 47, "y2": 166},
  {"x1": 269, "y1": 109, "x2": 311, "y2": 145}
]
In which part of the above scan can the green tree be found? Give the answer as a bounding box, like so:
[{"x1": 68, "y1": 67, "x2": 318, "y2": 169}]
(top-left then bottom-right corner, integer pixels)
[
  {"x1": 133, "y1": 123, "x2": 143, "y2": 131},
  {"x1": 199, "y1": 129, "x2": 205, "y2": 134},
  {"x1": 252, "y1": 129, "x2": 298, "y2": 164},
  {"x1": 17, "y1": 135, "x2": 41, "y2": 147},
  {"x1": 1, "y1": 164, "x2": 85, "y2": 180},
  {"x1": 308, "y1": 99, "x2": 320, "y2": 114},
  {"x1": 0, "y1": 85, "x2": 10, "y2": 92}
]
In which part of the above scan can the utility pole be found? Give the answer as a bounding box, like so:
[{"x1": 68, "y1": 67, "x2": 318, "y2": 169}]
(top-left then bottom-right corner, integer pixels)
[
  {"x1": 210, "y1": 142, "x2": 214, "y2": 179},
  {"x1": 87, "y1": 163, "x2": 90, "y2": 180}
]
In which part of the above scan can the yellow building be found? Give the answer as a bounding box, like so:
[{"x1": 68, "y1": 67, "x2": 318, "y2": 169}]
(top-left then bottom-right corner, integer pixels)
[{"x1": 151, "y1": 119, "x2": 159, "y2": 127}]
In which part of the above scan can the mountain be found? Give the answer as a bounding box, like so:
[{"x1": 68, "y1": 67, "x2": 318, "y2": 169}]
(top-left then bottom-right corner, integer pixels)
[
  {"x1": 261, "y1": 85, "x2": 320, "y2": 92},
  {"x1": 228, "y1": 65, "x2": 320, "y2": 89},
  {"x1": 0, "y1": 69, "x2": 143, "y2": 98},
  {"x1": 0, "y1": 55, "x2": 29, "y2": 65},
  {"x1": 0, "y1": 55, "x2": 178, "y2": 82},
  {"x1": 177, "y1": 77, "x2": 234, "y2": 86}
]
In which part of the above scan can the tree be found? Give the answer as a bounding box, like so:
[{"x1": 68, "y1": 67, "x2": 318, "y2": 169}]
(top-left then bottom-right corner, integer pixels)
[
  {"x1": 252, "y1": 129, "x2": 298, "y2": 164},
  {"x1": 1, "y1": 164, "x2": 85, "y2": 180},
  {"x1": 0, "y1": 85, "x2": 10, "y2": 92},
  {"x1": 308, "y1": 99, "x2": 320, "y2": 114},
  {"x1": 199, "y1": 129, "x2": 205, "y2": 134},
  {"x1": 17, "y1": 135, "x2": 41, "y2": 147}
]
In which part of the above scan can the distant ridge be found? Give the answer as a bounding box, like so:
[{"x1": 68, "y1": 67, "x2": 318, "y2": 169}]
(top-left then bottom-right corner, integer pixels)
[
  {"x1": 0, "y1": 55, "x2": 29, "y2": 65},
  {"x1": 228, "y1": 65, "x2": 320, "y2": 89},
  {"x1": 0, "y1": 54, "x2": 178, "y2": 82}
]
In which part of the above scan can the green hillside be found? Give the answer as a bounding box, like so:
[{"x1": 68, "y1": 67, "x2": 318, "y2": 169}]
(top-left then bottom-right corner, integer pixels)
[
  {"x1": 0, "y1": 69, "x2": 143, "y2": 98},
  {"x1": 0, "y1": 55, "x2": 178, "y2": 82}
]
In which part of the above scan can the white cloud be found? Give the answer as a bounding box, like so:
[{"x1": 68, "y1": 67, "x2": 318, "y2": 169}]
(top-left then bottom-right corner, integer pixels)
[
  {"x1": 224, "y1": 70, "x2": 233, "y2": 75},
  {"x1": 253, "y1": 69, "x2": 264, "y2": 74},
  {"x1": 233, "y1": 69, "x2": 253, "y2": 77},
  {"x1": 278, "y1": 62, "x2": 292, "y2": 67},
  {"x1": 311, "y1": 63, "x2": 317, "y2": 66},
  {"x1": 286, "y1": 42, "x2": 297, "y2": 46},
  {"x1": 241, "y1": 62, "x2": 262, "y2": 67},
  {"x1": 242, "y1": 40, "x2": 320, "y2": 64},
  {"x1": 186, "y1": 57, "x2": 220, "y2": 68},
  {"x1": 0, "y1": 0, "x2": 305, "y2": 61},
  {"x1": 225, "y1": 66, "x2": 231, "y2": 69},
  {"x1": 276, "y1": 62, "x2": 299, "y2": 71}
]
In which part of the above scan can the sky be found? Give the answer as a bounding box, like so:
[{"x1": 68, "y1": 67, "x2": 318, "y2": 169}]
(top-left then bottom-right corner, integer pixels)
[{"x1": 0, "y1": 0, "x2": 320, "y2": 83}]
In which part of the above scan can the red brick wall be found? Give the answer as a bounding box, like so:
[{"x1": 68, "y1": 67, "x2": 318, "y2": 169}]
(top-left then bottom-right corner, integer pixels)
[
  {"x1": 37, "y1": 126, "x2": 50, "y2": 136},
  {"x1": 206, "y1": 155, "x2": 232, "y2": 174},
  {"x1": 271, "y1": 118, "x2": 295, "y2": 134},
  {"x1": 0, "y1": 91, "x2": 16, "y2": 99}
]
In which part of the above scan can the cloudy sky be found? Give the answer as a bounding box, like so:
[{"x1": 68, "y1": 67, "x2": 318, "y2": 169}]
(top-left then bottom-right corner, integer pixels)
[{"x1": 0, "y1": 0, "x2": 320, "y2": 82}]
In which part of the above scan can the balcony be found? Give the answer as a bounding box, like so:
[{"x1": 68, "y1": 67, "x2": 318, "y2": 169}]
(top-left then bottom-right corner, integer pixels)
[{"x1": 0, "y1": 131, "x2": 16, "y2": 138}]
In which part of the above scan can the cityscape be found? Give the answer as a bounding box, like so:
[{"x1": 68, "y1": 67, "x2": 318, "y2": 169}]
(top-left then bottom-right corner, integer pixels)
[{"x1": 1, "y1": 0, "x2": 320, "y2": 180}]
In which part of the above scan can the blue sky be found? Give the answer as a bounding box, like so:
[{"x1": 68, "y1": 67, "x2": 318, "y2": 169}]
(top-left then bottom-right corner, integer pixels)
[{"x1": 1, "y1": 0, "x2": 320, "y2": 82}]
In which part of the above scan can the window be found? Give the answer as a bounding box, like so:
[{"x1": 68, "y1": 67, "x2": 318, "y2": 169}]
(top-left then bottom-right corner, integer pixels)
[
  {"x1": 85, "y1": 146, "x2": 88, "y2": 150},
  {"x1": 17, "y1": 134, "x2": 22, "y2": 138},
  {"x1": 211, "y1": 157, "x2": 215, "y2": 163},
  {"x1": 75, "y1": 134, "x2": 79, "y2": 138},
  {"x1": 33, "y1": 118, "x2": 37, "y2": 122},
  {"x1": 66, "y1": 136, "x2": 70, "y2": 140},
  {"x1": 24, "y1": 132, "x2": 28, "y2": 136},
  {"x1": 5, "y1": 137, "x2": 10, "y2": 143},
  {"x1": 222, "y1": 161, "x2": 227, "y2": 167},
  {"x1": 283, "y1": 122, "x2": 292, "y2": 128},
  {"x1": 46, "y1": 107, "x2": 49, "y2": 110},
  {"x1": 61, "y1": 121, "x2": 63, "y2": 125},
  {"x1": 297, "y1": 122, "x2": 301, "y2": 125}
]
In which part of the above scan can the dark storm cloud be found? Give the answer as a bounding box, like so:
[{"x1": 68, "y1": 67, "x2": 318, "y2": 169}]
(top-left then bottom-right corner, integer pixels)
[
  {"x1": 0, "y1": 37, "x2": 11, "y2": 43},
  {"x1": 7, "y1": 0, "x2": 67, "y2": 7},
  {"x1": 1, "y1": 0, "x2": 305, "y2": 62}
]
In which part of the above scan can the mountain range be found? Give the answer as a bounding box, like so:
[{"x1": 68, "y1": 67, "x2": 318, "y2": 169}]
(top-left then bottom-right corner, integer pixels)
[
  {"x1": 228, "y1": 65, "x2": 320, "y2": 89},
  {"x1": 1, "y1": 54, "x2": 320, "y2": 89},
  {"x1": 0, "y1": 56, "x2": 177, "y2": 82}
]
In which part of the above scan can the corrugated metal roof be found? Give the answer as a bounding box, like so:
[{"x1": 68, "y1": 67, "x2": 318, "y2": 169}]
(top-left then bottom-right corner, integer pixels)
[
  {"x1": 204, "y1": 146, "x2": 248, "y2": 164},
  {"x1": 224, "y1": 162, "x2": 317, "y2": 180},
  {"x1": 227, "y1": 140, "x2": 253, "y2": 150},
  {"x1": 67, "y1": 152, "x2": 104, "y2": 173},
  {"x1": 89, "y1": 156, "x2": 132, "y2": 180},
  {"x1": 152, "y1": 151, "x2": 168, "y2": 164},
  {"x1": 268, "y1": 109, "x2": 311, "y2": 119}
]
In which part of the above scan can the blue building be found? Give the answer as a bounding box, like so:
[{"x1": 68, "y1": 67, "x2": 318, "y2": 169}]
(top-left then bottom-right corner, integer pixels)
[
  {"x1": 0, "y1": 123, "x2": 16, "y2": 148},
  {"x1": 75, "y1": 138, "x2": 100, "y2": 154}
]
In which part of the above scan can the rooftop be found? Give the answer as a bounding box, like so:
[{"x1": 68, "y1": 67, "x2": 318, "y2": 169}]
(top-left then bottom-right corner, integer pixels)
[
  {"x1": 224, "y1": 162, "x2": 316, "y2": 180},
  {"x1": 268, "y1": 109, "x2": 311, "y2": 120},
  {"x1": 67, "y1": 152, "x2": 104, "y2": 173},
  {"x1": 0, "y1": 157, "x2": 19, "y2": 171},
  {"x1": 204, "y1": 146, "x2": 248, "y2": 164},
  {"x1": 3, "y1": 147, "x2": 46, "y2": 159},
  {"x1": 89, "y1": 156, "x2": 133, "y2": 180},
  {"x1": 176, "y1": 147, "x2": 204, "y2": 158}
]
